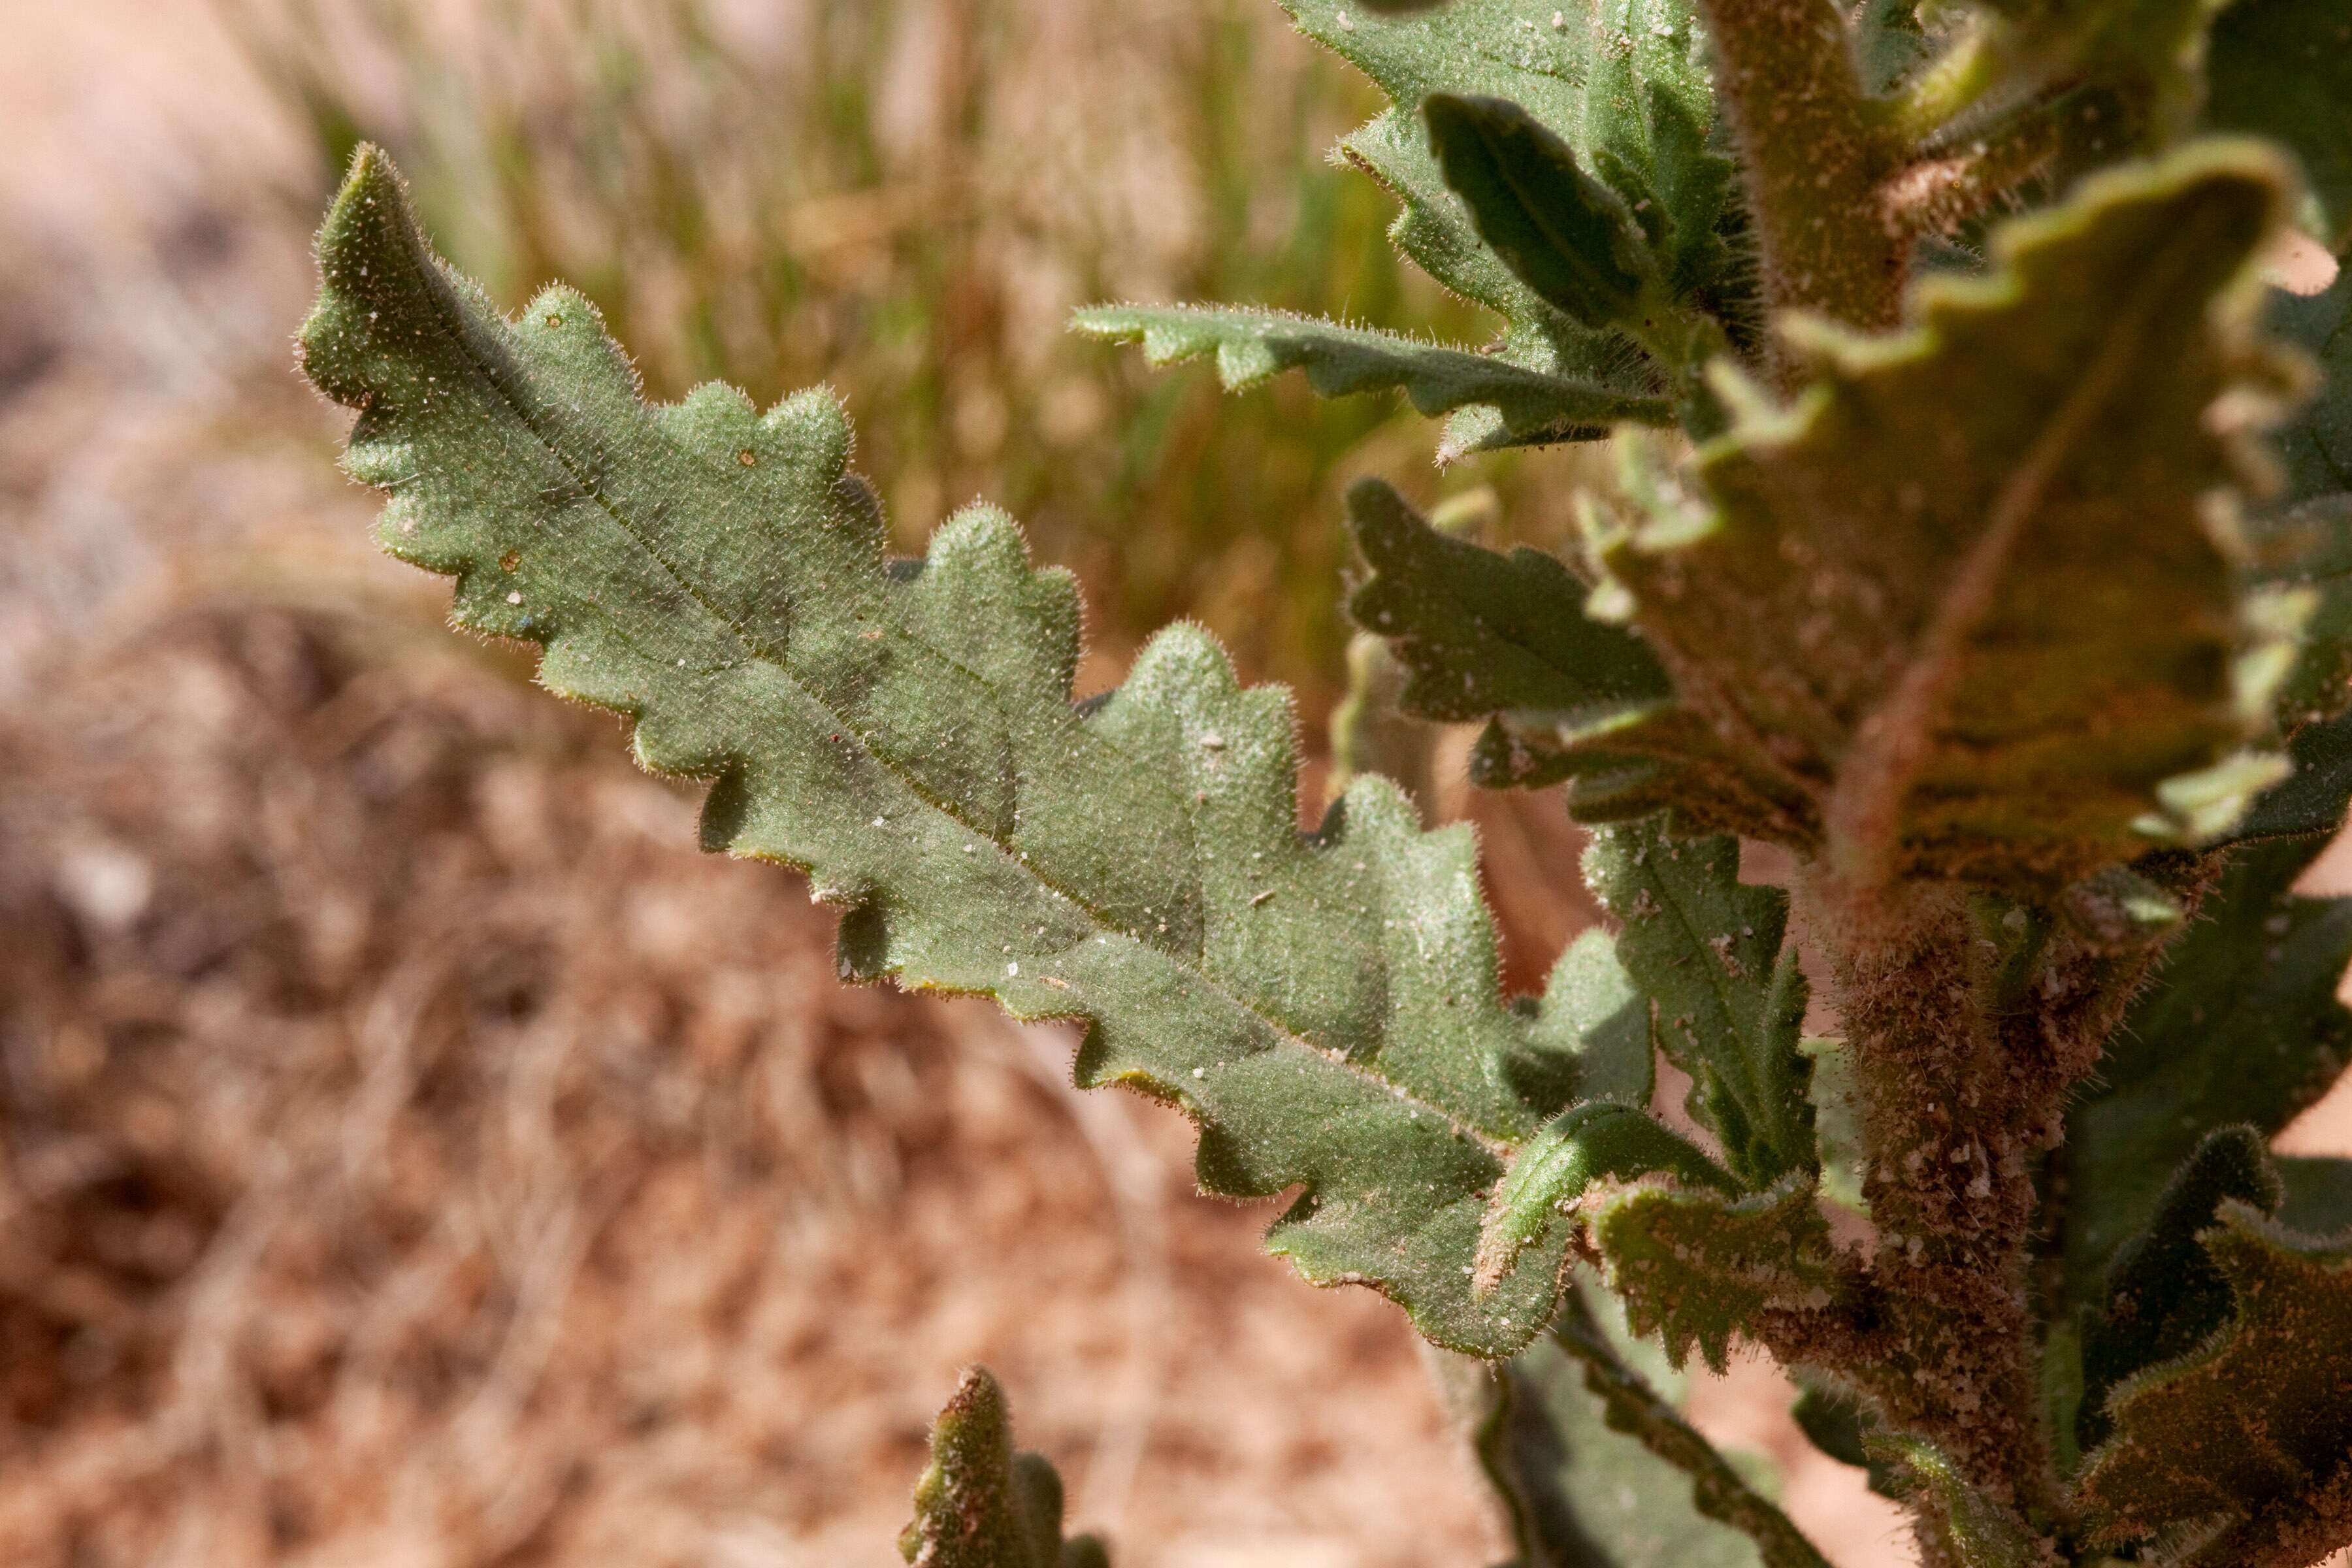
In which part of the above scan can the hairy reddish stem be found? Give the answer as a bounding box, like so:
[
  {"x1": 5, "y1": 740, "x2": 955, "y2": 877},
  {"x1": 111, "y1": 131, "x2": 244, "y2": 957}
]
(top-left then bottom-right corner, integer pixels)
[
  {"x1": 1786, "y1": 872, "x2": 2170, "y2": 1522},
  {"x1": 1692, "y1": 0, "x2": 1908, "y2": 337}
]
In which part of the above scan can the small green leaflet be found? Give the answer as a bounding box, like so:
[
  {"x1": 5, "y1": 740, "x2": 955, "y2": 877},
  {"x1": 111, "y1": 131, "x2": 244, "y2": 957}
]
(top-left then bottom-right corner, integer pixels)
[
  {"x1": 1593, "y1": 1176, "x2": 1841, "y2": 1374},
  {"x1": 1474, "y1": 1101, "x2": 1735, "y2": 1295},
  {"x1": 1068, "y1": 305, "x2": 1669, "y2": 440},
  {"x1": 1532, "y1": 929, "x2": 1657, "y2": 1112},
  {"x1": 1598, "y1": 141, "x2": 2308, "y2": 890},
  {"x1": 2060, "y1": 834, "x2": 2352, "y2": 1307},
  {"x1": 1422, "y1": 93, "x2": 1654, "y2": 333},
  {"x1": 1345, "y1": 476, "x2": 1668, "y2": 720},
  {"x1": 1344, "y1": 478, "x2": 1819, "y2": 845},
  {"x1": 1866, "y1": 1436, "x2": 2040, "y2": 1568},
  {"x1": 1275, "y1": 0, "x2": 1739, "y2": 453},
  {"x1": 1460, "y1": 1276, "x2": 1766, "y2": 1568},
  {"x1": 901, "y1": 1369, "x2": 1107, "y2": 1568},
  {"x1": 1583, "y1": 821, "x2": 1817, "y2": 1190},
  {"x1": 300, "y1": 147, "x2": 1622, "y2": 1356},
  {"x1": 2075, "y1": 1203, "x2": 2352, "y2": 1563},
  {"x1": 2075, "y1": 1126, "x2": 2281, "y2": 1452},
  {"x1": 1422, "y1": 92, "x2": 1731, "y2": 411}
]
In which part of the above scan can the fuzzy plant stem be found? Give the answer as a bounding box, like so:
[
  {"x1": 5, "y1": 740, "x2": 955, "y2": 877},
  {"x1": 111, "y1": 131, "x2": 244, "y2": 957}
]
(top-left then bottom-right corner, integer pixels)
[
  {"x1": 1792, "y1": 874, "x2": 2174, "y2": 1527},
  {"x1": 1690, "y1": 0, "x2": 1908, "y2": 334}
]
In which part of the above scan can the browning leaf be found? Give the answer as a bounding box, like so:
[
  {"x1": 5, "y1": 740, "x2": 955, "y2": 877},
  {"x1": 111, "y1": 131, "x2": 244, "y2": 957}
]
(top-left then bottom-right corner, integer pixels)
[
  {"x1": 1598, "y1": 141, "x2": 2308, "y2": 890},
  {"x1": 1593, "y1": 1177, "x2": 1841, "y2": 1374},
  {"x1": 2076, "y1": 1204, "x2": 2352, "y2": 1563}
]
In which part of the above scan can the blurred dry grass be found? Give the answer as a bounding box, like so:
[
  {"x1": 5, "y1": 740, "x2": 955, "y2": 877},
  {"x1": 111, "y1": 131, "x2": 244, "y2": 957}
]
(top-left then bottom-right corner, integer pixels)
[
  {"x1": 222, "y1": 0, "x2": 1569, "y2": 713},
  {"x1": 0, "y1": 2, "x2": 1609, "y2": 1563},
  {"x1": 18, "y1": 3, "x2": 2342, "y2": 1565}
]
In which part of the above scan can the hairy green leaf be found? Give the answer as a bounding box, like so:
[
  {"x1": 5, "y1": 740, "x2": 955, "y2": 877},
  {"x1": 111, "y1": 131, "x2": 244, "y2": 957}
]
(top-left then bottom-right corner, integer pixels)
[
  {"x1": 1852, "y1": 0, "x2": 1933, "y2": 95},
  {"x1": 1475, "y1": 1101, "x2": 1736, "y2": 1294},
  {"x1": 1277, "y1": 0, "x2": 1737, "y2": 453},
  {"x1": 1473, "y1": 929, "x2": 1697, "y2": 1292},
  {"x1": 1457, "y1": 1277, "x2": 1765, "y2": 1568},
  {"x1": 1596, "y1": 141, "x2": 2306, "y2": 889},
  {"x1": 901, "y1": 1369, "x2": 1108, "y2": 1568},
  {"x1": 1344, "y1": 479, "x2": 1818, "y2": 842},
  {"x1": 1550, "y1": 1289, "x2": 1829, "y2": 1568},
  {"x1": 1584, "y1": 821, "x2": 1816, "y2": 1190},
  {"x1": 1522, "y1": 927, "x2": 1659, "y2": 1115},
  {"x1": 1868, "y1": 1435, "x2": 2040, "y2": 1568},
  {"x1": 299, "y1": 147, "x2": 1625, "y2": 1356},
  {"x1": 1347, "y1": 476, "x2": 1667, "y2": 718},
  {"x1": 1069, "y1": 304, "x2": 1670, "y2": 438},
  {"x1": 2206, "y1": 0, "x2": 2352, "y2": 250},
  {"x1": 2061, "y1": 835, "x2": 2352, "y2": 1307},
  {"x1": 1594, "y1": 1177, "x2": 1841, "y2": 1373},
  {"x1": 1424, "y1": 94, "x2": 1653, "y2": 332},
  {"x1": 2223, "y1": 704, "x2": 2352, "y2": 842},
  {"x1": 2076, "y1": 1203, "x2": 2352, "y2": 1563},
  {"x1": 2076, "y1": 1126, "x2": 2283, "y2": 1452}
]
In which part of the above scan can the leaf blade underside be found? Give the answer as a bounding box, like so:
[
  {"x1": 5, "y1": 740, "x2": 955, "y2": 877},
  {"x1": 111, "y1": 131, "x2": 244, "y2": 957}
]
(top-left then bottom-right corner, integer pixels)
[
  {"x1": 1599, "y1": 141, "x2": 2306, "y2": 889},
  {"x1": 300, "y1": 147, "x2": 1606, "y2": 1357}
]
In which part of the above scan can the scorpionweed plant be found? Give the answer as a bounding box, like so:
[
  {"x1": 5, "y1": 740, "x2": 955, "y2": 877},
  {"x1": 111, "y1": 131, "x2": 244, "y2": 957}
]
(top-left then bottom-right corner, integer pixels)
[{"x1": 295, "y1": 0, "x2": 2352, "y2": 1563}]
